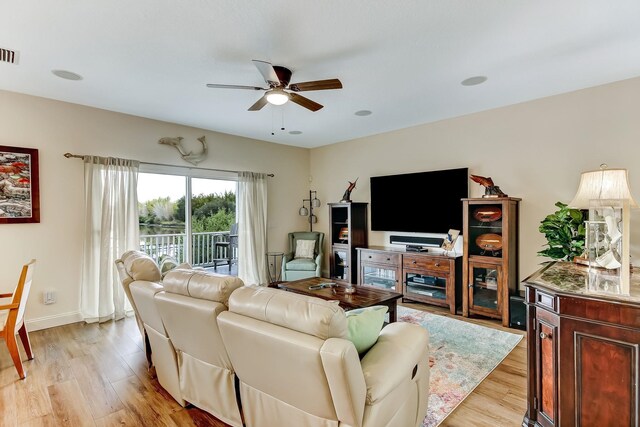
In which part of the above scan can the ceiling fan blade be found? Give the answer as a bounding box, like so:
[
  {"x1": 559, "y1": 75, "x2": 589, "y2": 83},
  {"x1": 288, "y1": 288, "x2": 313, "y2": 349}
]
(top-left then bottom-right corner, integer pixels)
[
  {"x1": 289, "y1": 79, "x2": 342, "y2": 92},
  {"x1": 248, "y1": 95, "x2": 269, "y2": 111},
  {"x1": 252, "y1": 60, "x2": 280, "y2": 86},
  {"x1": 206, "y1": 83, "x2": 266, "y2": 90},
  {"x1": 289, "y1": 92, "x2": 323, "y2": 112}
]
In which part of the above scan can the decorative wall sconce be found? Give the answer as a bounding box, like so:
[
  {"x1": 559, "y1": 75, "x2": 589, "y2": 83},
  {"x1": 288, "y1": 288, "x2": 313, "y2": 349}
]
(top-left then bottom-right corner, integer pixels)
[
  {"x1": 570, "y1": 164, "x2": 637, "y2": 291},
  {"x1": 299, "y1": 190, "x2": 321, "y2": 232}
]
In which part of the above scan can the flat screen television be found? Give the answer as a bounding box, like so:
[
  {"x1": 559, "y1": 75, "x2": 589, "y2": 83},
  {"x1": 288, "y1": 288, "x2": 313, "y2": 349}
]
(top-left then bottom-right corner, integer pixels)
[{"x1": 370, "y1": 167, "x2": 468, "y2": 233}]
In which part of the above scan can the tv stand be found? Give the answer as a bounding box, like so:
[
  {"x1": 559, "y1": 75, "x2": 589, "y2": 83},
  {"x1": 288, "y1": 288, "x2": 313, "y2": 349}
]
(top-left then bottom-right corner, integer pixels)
[
  {"x1": 405, "y1": 245, "x2": 429, "y2": 252},
  {"x1": 357, "y1": 246, "x2": 462, "y2": 314}
]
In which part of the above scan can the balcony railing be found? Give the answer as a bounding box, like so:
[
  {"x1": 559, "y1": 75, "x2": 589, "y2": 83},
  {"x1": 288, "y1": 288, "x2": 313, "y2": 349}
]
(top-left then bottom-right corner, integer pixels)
[{"x1": 139, "y1": 231, "x2": 236, "y2": 268}]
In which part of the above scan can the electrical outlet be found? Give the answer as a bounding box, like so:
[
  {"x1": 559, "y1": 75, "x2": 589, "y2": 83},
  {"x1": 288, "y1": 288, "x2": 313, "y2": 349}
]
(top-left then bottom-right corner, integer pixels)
[{"x1": 43, "y1": 290, "x2": 56, "y2": 305}]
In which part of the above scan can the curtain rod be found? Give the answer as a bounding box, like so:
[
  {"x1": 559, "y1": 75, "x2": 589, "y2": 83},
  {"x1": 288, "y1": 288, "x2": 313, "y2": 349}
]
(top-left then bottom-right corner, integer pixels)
[{"x1": 63, "y1": 153, "x2": 275, "y2": 177}]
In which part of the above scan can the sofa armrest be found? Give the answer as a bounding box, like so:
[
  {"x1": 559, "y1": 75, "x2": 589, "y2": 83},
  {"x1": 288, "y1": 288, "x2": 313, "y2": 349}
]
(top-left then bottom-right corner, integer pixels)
[
  {"x1": 320, "y1": 338, "x2": 366, "y2": 427},
  {"x1": 314, "y1": 252, "x2": 323, "y2": 275},
  {"x1": 359, "y1": 322, "x2": 429, "y2": 404},
  {"x1": 283, "y1": 252, "x2": 294, "y2": 263}
]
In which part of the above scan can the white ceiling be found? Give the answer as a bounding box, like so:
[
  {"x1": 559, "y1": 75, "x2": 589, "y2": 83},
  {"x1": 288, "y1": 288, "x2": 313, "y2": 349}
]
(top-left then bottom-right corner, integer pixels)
[{"x1": 2, "y1": 1, "x2": 640, "y2": 148}]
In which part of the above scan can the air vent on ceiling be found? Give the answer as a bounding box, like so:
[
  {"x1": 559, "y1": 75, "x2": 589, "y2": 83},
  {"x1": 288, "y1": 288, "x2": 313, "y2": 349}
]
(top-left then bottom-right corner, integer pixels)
[{"x1": 0, "y1": 48, "x2": 19, "y2": 64}]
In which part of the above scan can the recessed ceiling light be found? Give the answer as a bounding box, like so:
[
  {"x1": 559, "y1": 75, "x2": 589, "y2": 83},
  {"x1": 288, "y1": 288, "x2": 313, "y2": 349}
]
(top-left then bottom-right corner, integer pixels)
[
  {"x1": 355, "y1": 110, "x2": 372, "y2": 116},
  {"x1": 461, "y1": 76, "x2": 487, "y2": 86},
  {"x1": 52, "y1": 70, "x2": 83, "y2": 81},
  {"x1": 289, "y1": 130, "x2": 303, "y2": 135}
]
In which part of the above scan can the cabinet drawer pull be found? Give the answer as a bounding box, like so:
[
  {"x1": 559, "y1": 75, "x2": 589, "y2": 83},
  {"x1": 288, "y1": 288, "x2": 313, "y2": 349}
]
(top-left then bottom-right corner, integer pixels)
[
  {"x1": 368, "y1": 255, "x2": 372, "y2": 258},
  {"x1": 386, "y1": 257, "x2": 390, "y2": 261},
  {"x1": 435, "y1": 262, "x2": 440, "y2": 267},
  {"x1": 539, "y1": 332, "x2": 551, "y2": 340},
  {"x1": 412, "y1": 260, "x2": 417, "y2": 264}
]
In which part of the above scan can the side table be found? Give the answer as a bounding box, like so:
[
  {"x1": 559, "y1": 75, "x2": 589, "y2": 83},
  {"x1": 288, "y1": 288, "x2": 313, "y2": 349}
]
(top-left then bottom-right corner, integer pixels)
[{"x1": 266, "y1": 251, "x2": 284, "y2": 286}]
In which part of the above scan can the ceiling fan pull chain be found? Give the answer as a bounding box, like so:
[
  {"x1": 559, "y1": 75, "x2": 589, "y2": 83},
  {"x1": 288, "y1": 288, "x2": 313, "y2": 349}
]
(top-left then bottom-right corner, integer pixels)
[
  {"x1": 281, "y1": 109, "x2": 285, "y2": 131},
  {"x1": 271, "y1": 108, "x2": 275, "y2": 136}
]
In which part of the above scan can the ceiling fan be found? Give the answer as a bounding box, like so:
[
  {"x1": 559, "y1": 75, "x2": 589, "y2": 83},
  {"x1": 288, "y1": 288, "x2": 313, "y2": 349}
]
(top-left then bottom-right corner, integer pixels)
[{"x1": 206, "y1": 60, "x2": 342, "y2": 112}]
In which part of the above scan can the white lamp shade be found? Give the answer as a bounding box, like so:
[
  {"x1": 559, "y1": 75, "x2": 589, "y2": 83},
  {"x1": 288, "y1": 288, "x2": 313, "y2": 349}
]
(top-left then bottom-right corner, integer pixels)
[
  {"x1": 569, "y1": 168, "x2": 638, "y2": 208},
  {"x1": 265, "y1": 89, "x2": 289, "y2": 106},
  {"x1": 299, "y1": 206, "x2": 308, "y2": 216},
  {"x1": 311, "y1": 198, "x2": 321, "y2": 208}
]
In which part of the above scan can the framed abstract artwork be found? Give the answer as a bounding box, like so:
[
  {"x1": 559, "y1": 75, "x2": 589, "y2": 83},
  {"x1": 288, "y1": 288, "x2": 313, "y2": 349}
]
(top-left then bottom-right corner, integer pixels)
[{"x1": 0, "y1": 145, "x2": 40, "y2": 223}]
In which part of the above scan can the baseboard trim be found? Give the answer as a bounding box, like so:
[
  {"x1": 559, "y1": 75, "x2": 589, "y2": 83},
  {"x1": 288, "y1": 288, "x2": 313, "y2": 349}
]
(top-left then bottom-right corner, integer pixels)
[{"x1": 25, "y1": 311, "x2": 83, "y2": 331}]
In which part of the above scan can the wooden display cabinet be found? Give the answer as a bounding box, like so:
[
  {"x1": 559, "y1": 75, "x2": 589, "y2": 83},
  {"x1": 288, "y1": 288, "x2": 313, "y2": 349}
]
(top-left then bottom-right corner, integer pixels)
[
  {"x1": 462, "y1": 197, "x2": 520, "y2": 326},
  {"x1": 328, "y1": 202, "x2": 367, "y2": 284}
]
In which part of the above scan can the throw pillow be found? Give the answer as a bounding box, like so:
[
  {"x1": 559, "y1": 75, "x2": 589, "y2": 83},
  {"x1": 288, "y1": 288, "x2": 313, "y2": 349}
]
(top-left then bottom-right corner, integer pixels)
[
  {"x1": 346, "y1": 305, "x2": 388, "y2": 355},
  {"x1": 294, "y1": 239, "x2": 316, "y2": 259}
]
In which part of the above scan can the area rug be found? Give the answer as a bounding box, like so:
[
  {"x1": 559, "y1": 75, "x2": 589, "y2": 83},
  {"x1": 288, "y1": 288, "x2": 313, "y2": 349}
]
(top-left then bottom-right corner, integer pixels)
[{"x1": 397, "y1": 306, "x2": 523, "y2": 427}]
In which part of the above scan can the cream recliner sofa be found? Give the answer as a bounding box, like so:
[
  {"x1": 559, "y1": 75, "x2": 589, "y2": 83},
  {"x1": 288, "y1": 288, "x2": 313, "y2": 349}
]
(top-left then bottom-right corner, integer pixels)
[
  {"x1": 155, "y1": 269, "x2": 244, "y2": 427},
  {"x1": 218, "y1": 286, "x2": 431, "y2": 427},
  {"x1": 115, "y1": 250, "x2": 163, "y2": 365},
  {"x1": 129, "y1": 280, "x2": 185, "y2": 407},
  {"x1": 116, "y1": 250, "x2": 185, "y2": 406}
]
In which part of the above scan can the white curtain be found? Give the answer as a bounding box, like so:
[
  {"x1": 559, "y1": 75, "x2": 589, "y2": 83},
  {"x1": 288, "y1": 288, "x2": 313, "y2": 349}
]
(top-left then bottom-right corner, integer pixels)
[
  {"x1": 237, "y1": 171, "x2": 268, "y2": 286},
  {"x1": 81, "y1": 156, "x2": 140, "y2": 323}
]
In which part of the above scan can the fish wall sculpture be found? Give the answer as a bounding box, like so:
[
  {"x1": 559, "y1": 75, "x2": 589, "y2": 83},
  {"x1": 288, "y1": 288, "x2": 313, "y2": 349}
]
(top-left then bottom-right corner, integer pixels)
[{"x1": 158, "y1": 136, "x2": 208, "y2": 166}]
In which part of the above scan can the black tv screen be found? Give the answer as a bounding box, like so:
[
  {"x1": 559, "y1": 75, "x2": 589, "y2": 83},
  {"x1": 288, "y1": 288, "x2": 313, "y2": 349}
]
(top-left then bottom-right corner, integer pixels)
[{"x1": 370, "y1": 168, "x2": 468, "y2": 233}]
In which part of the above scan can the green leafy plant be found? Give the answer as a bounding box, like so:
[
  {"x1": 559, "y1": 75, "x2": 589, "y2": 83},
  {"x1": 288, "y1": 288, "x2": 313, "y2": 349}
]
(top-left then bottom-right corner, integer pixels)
[{"x1": 538, "y1": 202, "x2": 586, "y2": 260}]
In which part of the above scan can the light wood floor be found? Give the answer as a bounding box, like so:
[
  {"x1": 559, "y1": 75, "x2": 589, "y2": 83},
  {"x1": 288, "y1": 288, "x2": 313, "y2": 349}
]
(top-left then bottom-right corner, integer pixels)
[
  {"x1": 0, "y1": 304, "x2": 526, "y2": 427},
  {"x1": 403, "y1": 302, "x2": 527, "y2": 427}
]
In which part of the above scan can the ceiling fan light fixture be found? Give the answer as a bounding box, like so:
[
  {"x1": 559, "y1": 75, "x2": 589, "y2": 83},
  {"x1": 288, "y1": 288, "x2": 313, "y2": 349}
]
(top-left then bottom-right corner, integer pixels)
[{"x1": 265, "y1": 89, "x2": 289, "y2": 105}]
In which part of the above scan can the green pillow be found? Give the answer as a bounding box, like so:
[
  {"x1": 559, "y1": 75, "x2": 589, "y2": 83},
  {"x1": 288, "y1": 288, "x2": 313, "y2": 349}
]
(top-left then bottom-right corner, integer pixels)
[{"x1": 346, "y1": 305, "x2": 388, "y2": 355}]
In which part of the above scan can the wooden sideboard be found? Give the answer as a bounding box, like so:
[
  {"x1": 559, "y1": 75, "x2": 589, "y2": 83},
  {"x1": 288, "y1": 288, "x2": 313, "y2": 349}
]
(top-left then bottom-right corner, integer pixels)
[
  {"x1": 522, "y1": 262, "x2": 640, "y2": 427},
  {"x1": 357, "y1": 246, "x2": 462, "y2": 313}
]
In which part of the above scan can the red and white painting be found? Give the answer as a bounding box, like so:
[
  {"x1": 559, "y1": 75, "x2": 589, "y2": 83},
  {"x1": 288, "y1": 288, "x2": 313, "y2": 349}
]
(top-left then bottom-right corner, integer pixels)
[{"x1": 0, "y1": 146, "x2": 40, "y2": 223}]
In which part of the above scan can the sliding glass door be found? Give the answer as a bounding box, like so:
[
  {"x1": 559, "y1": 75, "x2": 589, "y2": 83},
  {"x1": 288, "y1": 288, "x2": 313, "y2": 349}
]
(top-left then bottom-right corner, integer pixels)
[
  {"x1": 138, "y1": 173, "x2": 187, "y2": 262},
  {"x1": 191, "y1": 178, "x2": 237, "y2": 274},
  {"x1": 137, "y1": 172, "x2": 237, "y2": 274}
]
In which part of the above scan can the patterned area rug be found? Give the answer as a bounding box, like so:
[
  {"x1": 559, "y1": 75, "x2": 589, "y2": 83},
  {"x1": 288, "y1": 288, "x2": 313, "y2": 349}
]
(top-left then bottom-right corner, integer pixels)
[{"x1": 397, "y1": 306, "x2": 523, "y2": 427}]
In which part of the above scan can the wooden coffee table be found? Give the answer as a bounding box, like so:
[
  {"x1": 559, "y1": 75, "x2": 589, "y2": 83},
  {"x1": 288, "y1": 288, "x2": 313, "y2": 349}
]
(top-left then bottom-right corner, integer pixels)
[{"x1": 278, "y1": 277, "x2": 403, "y2": 322}]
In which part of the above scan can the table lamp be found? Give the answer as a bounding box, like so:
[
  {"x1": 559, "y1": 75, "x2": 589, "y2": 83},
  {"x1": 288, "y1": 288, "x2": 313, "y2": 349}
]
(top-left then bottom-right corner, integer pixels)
[{"x1": 569, "y1": 165, "x2": 637, "y2": 289}]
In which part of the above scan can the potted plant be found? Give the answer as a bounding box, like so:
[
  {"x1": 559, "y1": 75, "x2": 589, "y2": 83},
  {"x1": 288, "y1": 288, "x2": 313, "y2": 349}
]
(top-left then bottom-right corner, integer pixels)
[{"x1": 538, "y1": 202, "x2": 586, "y2": 261}]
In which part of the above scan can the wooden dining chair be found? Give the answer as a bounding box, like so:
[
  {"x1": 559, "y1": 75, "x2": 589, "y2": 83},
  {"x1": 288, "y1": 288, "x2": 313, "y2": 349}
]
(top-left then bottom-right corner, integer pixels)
[{"x1": 0, "y1": 259, "x2": 36, "y2": 379}]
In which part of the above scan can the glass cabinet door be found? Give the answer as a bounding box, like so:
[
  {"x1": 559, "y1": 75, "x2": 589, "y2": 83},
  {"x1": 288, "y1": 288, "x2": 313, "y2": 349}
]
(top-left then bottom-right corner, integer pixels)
[
  {"x1": 467, "y1": 204, "x2": 504, "y2": 258},
  {"x1": 469, "y1": 262, "x2": 502, "y2": 313},
  {"x1": 332, "y1": 247, "x2": 348, "y2": 280},
  {"x1": 361, "y1": 265, "x2": 397, "y2": 291}
]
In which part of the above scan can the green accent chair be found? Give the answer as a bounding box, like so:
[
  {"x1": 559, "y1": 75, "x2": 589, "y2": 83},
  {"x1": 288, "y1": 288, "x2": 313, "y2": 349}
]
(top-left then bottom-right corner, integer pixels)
[{"x1": 281, "y1": 232, "x2": 324, "y2": 281}]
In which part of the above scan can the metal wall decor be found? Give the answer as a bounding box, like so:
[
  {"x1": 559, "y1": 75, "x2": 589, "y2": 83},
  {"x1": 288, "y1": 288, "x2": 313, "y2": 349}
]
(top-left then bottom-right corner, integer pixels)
[{"x1": 158, "y1": 136, "x2": 208, "y2": 165}]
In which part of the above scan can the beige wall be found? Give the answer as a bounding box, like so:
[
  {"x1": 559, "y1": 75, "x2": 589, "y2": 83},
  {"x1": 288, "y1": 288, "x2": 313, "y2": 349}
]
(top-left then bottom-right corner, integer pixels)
[
  {"x1": 310, "y1": 76, "x2": 640, "y2": 281},
  {"x1": 3, "y1": 75, "x2": 639, "y2": 329},
  {"x1": 0, "y1": 90, "x2": 310, "y2": 329}
]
